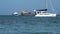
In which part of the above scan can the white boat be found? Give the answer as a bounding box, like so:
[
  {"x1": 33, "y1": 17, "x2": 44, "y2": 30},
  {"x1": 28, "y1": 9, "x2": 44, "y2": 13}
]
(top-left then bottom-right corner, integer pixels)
[
  {"x1": 34, "y1": 9, "x2": 56, "y2": 17},
  {"x1": 35, "y1": 0, "x2": 56, "y2": 17},
  {"x1": 12, "y1": 12, "x2": 18, "y2": 16}
]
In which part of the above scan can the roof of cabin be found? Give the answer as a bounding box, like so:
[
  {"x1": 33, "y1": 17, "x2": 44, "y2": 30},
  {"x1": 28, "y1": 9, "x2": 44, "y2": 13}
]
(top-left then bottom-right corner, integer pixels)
[{"x1": 36, "y1": 9, "x2": 47, "y2": 11}]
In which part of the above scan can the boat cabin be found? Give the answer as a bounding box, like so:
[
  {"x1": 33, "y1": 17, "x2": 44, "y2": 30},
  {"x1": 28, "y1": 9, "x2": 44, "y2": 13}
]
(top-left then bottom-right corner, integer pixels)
[{"x1": 34, "y1": 9, "x2": 48, "y2": 15}]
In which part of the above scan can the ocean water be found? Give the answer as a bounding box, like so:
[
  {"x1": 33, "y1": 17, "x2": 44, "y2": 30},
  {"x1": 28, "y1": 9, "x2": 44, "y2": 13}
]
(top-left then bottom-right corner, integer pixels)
[{"x1": 0, "y1": 15, "x2": 60, "y2": 34}]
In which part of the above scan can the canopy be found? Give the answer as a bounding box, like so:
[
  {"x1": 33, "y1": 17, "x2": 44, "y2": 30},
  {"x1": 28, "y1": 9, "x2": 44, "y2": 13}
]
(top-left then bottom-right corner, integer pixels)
[{"x1": 36, "y1": 9, "x2": 47, "y2": 11}]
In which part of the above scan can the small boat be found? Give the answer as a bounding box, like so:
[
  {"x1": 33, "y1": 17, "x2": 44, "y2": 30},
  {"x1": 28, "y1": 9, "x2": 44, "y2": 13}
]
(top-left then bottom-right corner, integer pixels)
[
  {"x1": 12, "y1": 12, "x2": 18, "y2": 16},
  {"x1": 34, "y1": 0, "x2": 56, "y2": 17},
  {"x1": 21, "y1": 9, "x2": 34, "y2": 16}
]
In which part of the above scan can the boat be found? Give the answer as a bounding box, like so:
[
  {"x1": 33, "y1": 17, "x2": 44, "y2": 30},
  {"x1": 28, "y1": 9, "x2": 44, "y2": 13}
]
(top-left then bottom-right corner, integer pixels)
[
  {"x1": 12, "y1": 12, "x2": 18, "y2": 16},
  {"x1": 21, "y1": 9, "x2": 34, "y2": 16},
  {"x1": 35, "y1": 0, "x2": 56, "y2": 17}
]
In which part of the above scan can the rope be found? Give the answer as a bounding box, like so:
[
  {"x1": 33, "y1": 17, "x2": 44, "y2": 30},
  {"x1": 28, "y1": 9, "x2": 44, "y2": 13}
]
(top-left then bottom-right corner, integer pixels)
[{"x1": 49, "y1": 0, "x2": 55, "y2": 13}]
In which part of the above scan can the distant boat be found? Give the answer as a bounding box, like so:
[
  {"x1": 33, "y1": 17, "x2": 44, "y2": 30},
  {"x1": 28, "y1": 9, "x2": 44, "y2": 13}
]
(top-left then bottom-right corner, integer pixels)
[
  {"x1": 12, "y1": 12, "x2": 18, "y2": 16},
  {"x1": 35, "y1": 0, "x2": 56, "y2": 17},
  {"x1": 21, "y1": 9, "x2": 34, "y2": 16}
]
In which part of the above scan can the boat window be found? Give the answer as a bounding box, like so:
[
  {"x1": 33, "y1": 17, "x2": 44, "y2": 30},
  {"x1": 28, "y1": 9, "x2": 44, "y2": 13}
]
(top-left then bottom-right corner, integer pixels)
[
  {"x1": 42, "y1": 11, "x2": 47, "y2": 13},
  {"x1": 37, "y1": 12, "x2": 40, "y2": 14}
]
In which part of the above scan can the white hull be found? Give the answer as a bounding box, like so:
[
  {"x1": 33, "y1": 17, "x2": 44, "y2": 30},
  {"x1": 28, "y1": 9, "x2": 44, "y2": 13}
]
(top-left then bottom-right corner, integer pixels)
[{"x1": 35, "y1": 13, "x2": 56, "y2": 17}]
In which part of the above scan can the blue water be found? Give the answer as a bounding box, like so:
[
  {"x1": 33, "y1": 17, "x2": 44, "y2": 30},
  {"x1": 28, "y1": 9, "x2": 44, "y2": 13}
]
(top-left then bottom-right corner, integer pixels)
[{"x1": 0, "y1": 15, "x2": 60, "y2": 34}]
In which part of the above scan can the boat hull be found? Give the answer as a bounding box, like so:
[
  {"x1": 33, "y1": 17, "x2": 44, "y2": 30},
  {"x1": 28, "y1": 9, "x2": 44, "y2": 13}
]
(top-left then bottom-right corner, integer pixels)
[{"x1": 35, "y1": 14, "x2": 56, "y2": 17}]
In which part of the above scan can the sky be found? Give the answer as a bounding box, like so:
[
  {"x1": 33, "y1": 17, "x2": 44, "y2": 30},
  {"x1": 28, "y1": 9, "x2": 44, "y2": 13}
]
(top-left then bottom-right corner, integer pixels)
[{"x1": 0, "y1": 0, "x2": 60, "y2": 15}]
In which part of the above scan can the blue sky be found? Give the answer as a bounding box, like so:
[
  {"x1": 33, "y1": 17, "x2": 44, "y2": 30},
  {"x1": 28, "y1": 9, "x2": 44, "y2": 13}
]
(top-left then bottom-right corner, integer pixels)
[{"x1": 0, "y1": 0, "x2": 60, "y2": 15}]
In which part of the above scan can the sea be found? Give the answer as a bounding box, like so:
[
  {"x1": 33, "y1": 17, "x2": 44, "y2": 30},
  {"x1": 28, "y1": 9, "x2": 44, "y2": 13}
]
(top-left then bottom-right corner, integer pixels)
[{"x1": 0, "y1": 15, "x2": 60, "y2": 34}]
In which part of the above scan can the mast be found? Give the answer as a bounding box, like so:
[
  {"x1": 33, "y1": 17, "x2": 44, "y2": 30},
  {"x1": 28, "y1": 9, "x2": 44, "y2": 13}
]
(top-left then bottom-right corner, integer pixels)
[{"x1": 46, "y1": 0, "x2": 48, "y2": 9}]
